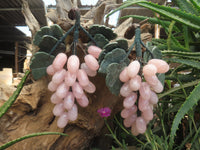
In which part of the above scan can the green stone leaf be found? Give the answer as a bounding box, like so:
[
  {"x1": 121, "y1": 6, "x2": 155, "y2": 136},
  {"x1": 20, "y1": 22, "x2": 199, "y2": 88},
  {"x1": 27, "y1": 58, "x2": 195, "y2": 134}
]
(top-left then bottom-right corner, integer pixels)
[
  {"x1": 106, "y1": 63, "x2": 127, "y2": 95},
  {"x1": 98, "y1": 50, "x2": 106, "y2": 64},
  {"x1": 33, "y1": 26, "x2": 51, "y2": 46},
  {"x1": 89, "y1": 24, "x2": 117, "y2": 40},
  {"x1": 103, "y1": 42, "x2": 119, "y2": 53},
  {"x1": 143, "y1": 45, "x2": 162, "y2": 63},
  {"x1": 116, "y1": 39, "x2": 128, "y2": 51},
  {"x1": 98, "y1": 48, "x2": 129, "y2": 74},
  {"x1": 94, "y1": 34, "x2": 109, "y2": 49},
  {"x1": 49, "y1": 24, "x2": 63, "y2": 39},
  {"x1": 152, "y1": 46, "x2": 162, "y2": 59},
  {"x1": 157, "y1": 73, "x2": 165, "y2": 86},
  {"x1": 33, "y1": 24, "x2": 63, "y2": 47},
  {"x1": 38, "y1": 35, "x2": 58, "y2": 53},
  {"x1": 30, "y1": 52, "x2": 55, "y2": 80}
]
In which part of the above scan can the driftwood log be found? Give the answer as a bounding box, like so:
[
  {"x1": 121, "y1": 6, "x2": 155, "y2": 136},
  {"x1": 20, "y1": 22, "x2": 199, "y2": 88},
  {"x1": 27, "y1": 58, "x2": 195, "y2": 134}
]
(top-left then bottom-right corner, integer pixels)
[{"x1": 0, "y1": 73, "x2": 123, "y2": 150}]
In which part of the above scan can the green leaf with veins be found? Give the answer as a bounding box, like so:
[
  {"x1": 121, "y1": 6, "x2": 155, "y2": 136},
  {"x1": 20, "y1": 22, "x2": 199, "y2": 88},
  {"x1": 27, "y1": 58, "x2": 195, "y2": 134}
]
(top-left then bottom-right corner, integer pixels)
[
  {"x1": 98, "y1": 48, "x2": 129, "y2": 74},
  {"x1": 106, "y1": 63, "x2": 127, "y2": 95},
  {"x1": 30, "y1": 52, "x2": 55, "y2": 80},
  {"x1": 38, "y1": 35, "x2": 58, "y2": 53}
]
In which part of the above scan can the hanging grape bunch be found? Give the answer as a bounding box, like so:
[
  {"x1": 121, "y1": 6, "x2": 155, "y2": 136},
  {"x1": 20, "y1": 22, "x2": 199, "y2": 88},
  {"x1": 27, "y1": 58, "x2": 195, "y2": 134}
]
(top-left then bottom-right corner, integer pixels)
[
  {"x1": 29, "y1": 9, "x2": 116, "y2": 128},
  {"x1": 120, "y1": 59, "x2": 169, "y2": 135},
  {"x1": 118, "y1": 24, "x2": 169, "y2": 135},
  {"x1": 46, "y1": 45, "x2": 102, "y2": 128}
]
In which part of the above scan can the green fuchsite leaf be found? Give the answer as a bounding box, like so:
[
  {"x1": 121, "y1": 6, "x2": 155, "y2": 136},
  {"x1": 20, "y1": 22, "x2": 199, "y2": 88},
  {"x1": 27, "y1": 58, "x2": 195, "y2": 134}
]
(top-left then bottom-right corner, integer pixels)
[
  {"x1": 89, "y1": 24, "x2": 117, "y2": 40},
  {"x1": 49, "y1": 24, "x2": 63, "y2": 39},
  {"x1": 33, "y1": 24, "x2": 63, "y2": 54},
  {"x1": 116, "y1": 39, "x2": 128, "y2": 51},
  {"x1": 33, "y1": 26, "x2": 51, "y2": 46},
  {"x1": 30, "y1": 52, "x2": 55, "y2": 80},
  {"x1": 106, "y1": 63, "x2": 127, "y2": 95},
  {"x1": 93, "y1": 34, "x2": 109, "y2": 48},
  {"x1": 38, "y1": 35, "x2": 58, "y2": 53},
  {"x1": 103, "y1": 42, "x2": 119, "y2": 53},
  {"x1": 98, "y1": 48, "x2": 129, "y2": 74}
]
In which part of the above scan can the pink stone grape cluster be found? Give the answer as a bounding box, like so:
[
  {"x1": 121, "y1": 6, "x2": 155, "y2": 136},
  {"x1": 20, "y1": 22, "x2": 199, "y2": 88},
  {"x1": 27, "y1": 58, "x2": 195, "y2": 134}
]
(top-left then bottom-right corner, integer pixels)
[
  {"x1": 46, "y1": 45, "x2": 102, "y2": 128},
  {"x1": 119, "y1": 59, "x2": 169, "y2": 135}
]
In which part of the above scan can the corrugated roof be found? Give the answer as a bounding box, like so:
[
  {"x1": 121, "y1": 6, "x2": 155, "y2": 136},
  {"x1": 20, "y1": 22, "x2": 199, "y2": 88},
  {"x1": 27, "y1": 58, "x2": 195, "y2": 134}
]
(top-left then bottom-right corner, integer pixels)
[{"x1": 0, "y1": 0, "x2": 47, "y2": 26}]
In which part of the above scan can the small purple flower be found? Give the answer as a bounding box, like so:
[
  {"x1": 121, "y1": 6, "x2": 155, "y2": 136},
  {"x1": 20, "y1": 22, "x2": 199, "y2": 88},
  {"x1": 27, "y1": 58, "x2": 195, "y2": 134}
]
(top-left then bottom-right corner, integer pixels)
[{"x1": 97, "y1": 107, "x2": 111, "y2": 118}]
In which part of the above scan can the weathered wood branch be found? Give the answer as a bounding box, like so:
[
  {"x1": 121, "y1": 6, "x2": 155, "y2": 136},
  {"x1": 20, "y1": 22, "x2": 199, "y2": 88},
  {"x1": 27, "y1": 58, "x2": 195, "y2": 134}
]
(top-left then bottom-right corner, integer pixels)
[{"x1": 21, "y1": 0, "x2": 40, "y2": 37}]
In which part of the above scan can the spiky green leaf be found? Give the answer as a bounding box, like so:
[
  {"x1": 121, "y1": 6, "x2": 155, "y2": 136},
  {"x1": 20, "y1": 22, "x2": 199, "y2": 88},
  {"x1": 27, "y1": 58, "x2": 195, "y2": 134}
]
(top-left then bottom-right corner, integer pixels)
[
  {"x1": 109, "y1": 0, "x2": 200, "y2": 30},
  {"x1": 121, "y1": 15, "x2": 180, "y2": 32},
  {"x1": 0, "y1": 132, "x2": 68, "y2": 150},
  {"x1": 190, "y1": 0, "x2": 200, "y2": 11},
  {"x1": 174, "y1": 0, "x2": 199, "y2": 15},
  {"x1": 0, "y1": 70, "x2": 30, "y2": 119},
  {"x1": 166, "y1": 58, "x2": 200, "y2": 69},
  {"x1": 169, "y1": 82, "x2": 200, "y2": 148}
]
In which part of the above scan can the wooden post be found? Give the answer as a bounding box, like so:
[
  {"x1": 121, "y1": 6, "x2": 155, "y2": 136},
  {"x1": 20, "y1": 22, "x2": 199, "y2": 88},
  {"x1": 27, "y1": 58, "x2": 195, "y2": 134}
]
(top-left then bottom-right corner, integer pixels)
[
  {"x1": 154, "y1": 13, "x2": 160, "y2": 39},
  {"x1": 15, "y1": 41, "x2": 19, "y2": 73}
]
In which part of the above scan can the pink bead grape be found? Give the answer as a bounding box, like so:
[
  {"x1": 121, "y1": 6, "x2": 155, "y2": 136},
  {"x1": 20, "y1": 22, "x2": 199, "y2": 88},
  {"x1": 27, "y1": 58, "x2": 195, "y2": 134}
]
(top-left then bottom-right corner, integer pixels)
[
  {"x1": 63, "y1": 92, "x2": 75, "y2": 110},
  {"x1": 123, "y1": 113, "x2": 137, "y2": 128},
  {"x1": 149, "y1": 91, "x2": 158, "y2": 104},
  {"x1": 121, "y1": 105, "x2": 137, "y2": 118},
  {"x1": 123, "y1": 92, "x2": 137, "y2": 109},
  {"x1": 67, "y1": 55, "x2": 80, "y2": 73},
  {"x1": 72, "y1": 82, "x2": 84, "y2": 99},
  {"x1": 53, "y1": 102, "x2": 65, "y2": 116},
  {"x1": 48, "y1": 81, "x2": 58, "y2": 92},
  {"x1": 143, "y1": 64, "x2": 157, "y2": 76},
  {"x1": 81, "y1": 63, "x2": 97, "y2": 77},
  {"x1": 148, "y1": 59, "x2": 169, "y2": 73},
  {"x1": 50, "y1": 93, "x2": 63, "y2": 104},
  {"x1": 65, "y1": 71, "x2": 77, "y2": 86},
  {"x1": 52, "y1": 69, "x2": 66, "y2": 85},
  {"x1": 57, "y1": 112, "x2": 68, "y2": 128},
  {"x1": 139, "y1": 82, "x2": 151, "y2": 100},
  {"x1": 120, "y1": 81, "x2": 132, "y2": 97},
  {"x1": 129, "y1": 75, "x2": 141, "y2": 91},
  {"x1": 67, "y1": 104, "x2": 78, "y2": 121},
  {"x1": 77, "y1": 69, "x2": 90, "y2": 87},
  {"x1": 76, "y1": 94, "x2": 89, "y2": 107},
  {"x1": 138, "y1": 96, "x2": 150, "y2": 112},
  {"x1": 56, "y1": 82, "x2": 69, "y2": 99},
  {"x1": 87, "y1": 45, "x2": 102, "y2": 59},
  {"x1": 142, "y1": 107, "x2": 153, "y2": 121},
  {"x1": 144, "y1": 74, "x2": 159, "y2": 86},
  {"x1": 127, "y1": 60, "x2": 140, "y2": 78},
  {"x1": 83, "y1": 81, "x2": 96, "y2": 93},
  {"x1": 136, "y1": 117, "x2": 146, "y2": 134},
  {"x1": 52, "y1": 53, "x2": 67, "y2": 71},
  {"x1": 46, "y1": 65, "x2": 56, "y2": 76},
  {"x1": 119, "y1": 67, "x2": 129, "y2": 82},
  {"x1": 84, "y1": 54, "x2": 99, "y2": 71}
]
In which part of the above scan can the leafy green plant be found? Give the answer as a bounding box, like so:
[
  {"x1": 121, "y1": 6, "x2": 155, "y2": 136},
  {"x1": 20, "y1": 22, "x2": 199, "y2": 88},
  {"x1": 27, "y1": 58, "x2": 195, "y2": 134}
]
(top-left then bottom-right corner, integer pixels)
[{"x1": 108, "y1": 0, "x2": 200, "y2": 149}]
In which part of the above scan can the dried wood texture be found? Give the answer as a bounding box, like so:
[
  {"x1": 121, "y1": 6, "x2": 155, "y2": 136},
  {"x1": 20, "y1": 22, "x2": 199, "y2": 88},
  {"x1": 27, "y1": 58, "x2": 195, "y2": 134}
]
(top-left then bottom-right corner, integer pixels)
[
  {"x1": 21, "y1": 0, "x2": 40, "y2": 37},
  {"x1": 0, "y1": 74, "x2": 122, "y2": 150}
]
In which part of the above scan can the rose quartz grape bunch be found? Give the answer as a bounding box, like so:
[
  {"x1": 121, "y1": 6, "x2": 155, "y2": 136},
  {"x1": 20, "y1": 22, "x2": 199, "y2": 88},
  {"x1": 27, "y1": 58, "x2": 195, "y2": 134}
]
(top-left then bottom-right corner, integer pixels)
[
  {"x1": 46, "y1": 45, "x2": 102, "y2": 128},
  {"x1": 119, "y1": 59, "x2": 169, "y2": 135}
]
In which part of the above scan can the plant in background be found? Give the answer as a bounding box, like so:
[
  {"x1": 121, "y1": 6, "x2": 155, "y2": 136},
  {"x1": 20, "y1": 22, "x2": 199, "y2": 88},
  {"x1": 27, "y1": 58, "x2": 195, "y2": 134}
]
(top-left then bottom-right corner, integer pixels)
[{"x1": 108, "y1": 0, "x2": 200, "y2": 149}]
